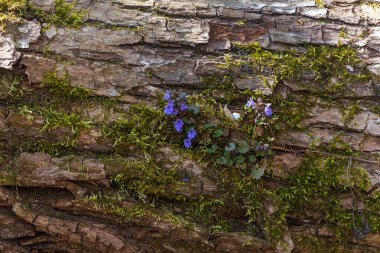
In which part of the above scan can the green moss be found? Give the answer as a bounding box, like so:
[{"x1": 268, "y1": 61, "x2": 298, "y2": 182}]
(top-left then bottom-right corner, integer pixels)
[
  {"x1": 183, "y1": 197, "x2": 231, "y2": 233},
  {"x1": 48, "y1": 0, "x2": 86, "y2": 28},
  {"x1": 294, "y1": 235, "x2": 342, "y2": 253},
  {"x1": 109, "y1": 156, "x2": 178, "y2": 201},
  {"x1": 15, "y1": 105, "x2": 34, "y2": 121},
  {"x1": 227, "y1": 43, "x2": 371, "y2": 94},
  {"x1": 42, "y1": 71, "x2": 92, "y2": 100},
  {"x1": 342, "y1": 102, "x2": 360, "y2": 123},
  {"x1": 0, "y1": 70, "x2": 23, "y2": 101},
  {"x1": 102, "y1": 103, "x2": 168, "y2": 152},
  {"x1": 0, "y1": 0, "x2": 86, "y2": 30},
  {"x1": 1, "y1": 35, "x2": 377, "y2": 252},
  {"x1": 272, "y1": 94, "x2": 310, "y2": 130},
  {"x1": 79, "y1": 191, "x2": 150, "y2": 221},
  {"x1": 17, "y1": 139, "x2": 75, "y2": 156},
  {"x1": 0, "y1": 166, "x2": 18, "y2": 185},
  {"x1": 39, "y1": 106, "x2": 93, "y2": 134},
  {"x1": 0, "y1": 0, "x2": 27, "y2": 30},
  {"x1": 29, "y1": 0, "x2": 86, "y2": 29},
  {"x1": 315, "y1": 0, "x2": 326, "y2": 7},
  {"x1": 363, "y1": 1, "x2": 380, "y2": 7},
  {"x1": 276, "y1": 153, "x2": 373, "y2": 242},
  {"x1": 88, "y1": 21, "x2": 144, "y2": 31}
]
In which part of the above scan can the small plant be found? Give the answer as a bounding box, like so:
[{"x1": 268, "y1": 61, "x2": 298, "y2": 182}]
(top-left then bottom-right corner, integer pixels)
[
  {"x1": 162, "y1": 90, "x2": 199, "y2": 149},
  {"x1": 161, "y1": 91, "x2": 276, "y2": 180}
]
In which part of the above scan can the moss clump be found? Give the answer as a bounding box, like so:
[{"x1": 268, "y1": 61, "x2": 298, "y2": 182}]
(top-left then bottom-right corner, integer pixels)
[
  {"x1": 342, "y1": 102, "x2": 360, "y2": 123},
  {"x1": 276, "y1": 153, "x2": 374, "y2": 242},
  {"x1": 28, "y1": 0, "x2": 86, "y2": 29},
  {"x1": 17, "y1": 138, "x2": 76, "y2": 156},
  {"x1": 102, "y1": 103, "x2": 168, "y2": 152},
  {"x1": 0, "y1": 0, "x2": 27, "y2": 30},
  {"x1": 47, "y1": 0, "x2": 86, "y2": 28},
  {"x1": 2, "y1": 36, "x2": 378, "y2": 252},
  {"x1": 0, "y1": 0, "x2": 86, "y2": 30},
  {"x1": 40, "y1": 106, "x2": 92, "y2": 134},
  {"x1": 0, "y1": 70, "x2": 23, "y2": 101},
  {"x1": 109, "y1": 156, "x2": 178, "y2": 201},
  {"x1": 42, "y1": 71, "x2": 92, "y2": 100},
  {"x1": 224, "y1": 43, "x2": 371, "y2": 94}
]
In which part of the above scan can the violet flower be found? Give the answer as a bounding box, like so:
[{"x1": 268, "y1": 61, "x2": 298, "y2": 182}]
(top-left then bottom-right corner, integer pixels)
[
  {"x1": 163, "y1": 99, "x2": 174, "y2": 115},
  {"x1": 187, "y1": 128, "x2": 197, "y2": 139},
  {"x1": 174, "y1": 119, "x2": 184, "y2": 132},
  {"x1": 164, "y1": 90, "x2": 171, "y2": 100},
  {"x1": 184, "y1": 138, "x2": 192, "y2": 148},
  {"x1": 180, "y1": 102, "x2": 188, "y2": 111},
  {"x1": 264, "y1": 104, "x2": 273, "y2": 117},
  {"x1": 246, "y1": 97, "x2": 257, "y2": 108}
]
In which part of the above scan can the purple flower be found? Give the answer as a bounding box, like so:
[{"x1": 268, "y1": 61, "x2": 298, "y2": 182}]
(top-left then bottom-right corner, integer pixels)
[
  {"x1": 172, "y1": 108, "x2": 179, "y2": 115},
  {"x1": 184, "y1": 138, "x2": 192, "y2": 148},
  {"x1": 164, "y1": 90, "x2": 171, "y2": 100},
  {"x1": 174, "y1": 119, "x2": 184, "y2": 132},
  {"x1": 187, "y1": 128, "x2": 197, "y2": 139},
  {"x1": 255, "y1": 143, "x2": 269, "y2": 151},
  {"x1": 164, "y1": 100, "x2": 174, "y2": 115},
  {"x1": 179, "y1": 102, "x2": 188, "y2": 111},
  {"x1": 181, "y1": 177, "x2": 189, "y2": 182},
  {"x1": 164, "y1": 105, "x2": 173, "y2": 115},
  {"x1": 246, "y1": 97, "x2": 257, "y2": 108},
  {"x1": 264, "y1": 104, "x2": 273, "y2": 117}
]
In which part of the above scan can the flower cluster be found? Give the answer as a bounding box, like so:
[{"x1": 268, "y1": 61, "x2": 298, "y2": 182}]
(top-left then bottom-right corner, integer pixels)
[
  {"x1": 163, "y1": 90, "x2": 196, "y2": 149},
  {"x1": 184, "y1": 127, "x2": 197, "y2": 148},
  {"x1": 245, "y1": 97, "x2": 272, "y2": 117}
]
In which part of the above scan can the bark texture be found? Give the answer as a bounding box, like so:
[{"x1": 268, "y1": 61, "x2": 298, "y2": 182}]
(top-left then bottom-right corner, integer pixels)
[{"x1": 0, "y1": 0, "x2": 380, "y2": 252}]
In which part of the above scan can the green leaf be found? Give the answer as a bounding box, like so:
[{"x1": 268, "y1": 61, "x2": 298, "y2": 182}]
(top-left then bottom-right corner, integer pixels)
[
  {"x1": 207, "y1": 144, "x2": 218, "y2": 153},
  {"x1": 189, "y1": 105, "x2": 200, "y2": 114},
  {"x1": 251, "y1": 167, "x2": 265, "y2": 180},
  {"x1": 203, "y1": 123, "x2": 214, "y2": 129},
  {"x1": 235, "y1": 155, "x2": 245, "y2": 164},
  {"x1": 274, "y1": 124, "x2": 281, "y2": 130},
  {"x1": 267, "y1": 149, "x2": 274, "y2": 156},
  {"x1": 256, "y1": 119, "x2": 264, "y2": 125},
  {"x1": 225, "y1": 142, "x2": 236, "y2": 151},
  {"x1": 227, "y1": 158, "x2": 234, "y2": 166},
  {"x1": 178, "y1": 92, "x2": 187, "y2": 99},
  {"x1": 248, "y1": 155, "x2": 256, "y2": 163},
  {"x1": 223, "y1": 151, "x2": 231, "y2": 157},
  {"x1": 183, "y1": 117, "x2": 192, "y2": 124},
  {"x1": 237, "y1": 140, "x2": 250, "y2": 154},
  {"x1": 257, "y1": 151, "x2": 265, "y2": 157},
  {"x1": 238, "y1": 162, "x2": 248, "y2": 170},
  {"x1": 213, "y1": 129, "x2": 223, "y2": 138},
  {"x1": 216, "y1": 156, "x2": 228, "y2": 165}
]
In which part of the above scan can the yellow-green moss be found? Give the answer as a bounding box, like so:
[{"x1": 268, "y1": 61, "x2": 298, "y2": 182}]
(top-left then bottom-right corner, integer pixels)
[
  {"x1": 0, "y1": 0, "x2": 86, "y2": 30},
  {"x1": 2, "y1": 40, "x2": 379, "y2": 251},
  {"x1": 0, "y1": 0, "x2": 27, "y2": 30}
]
